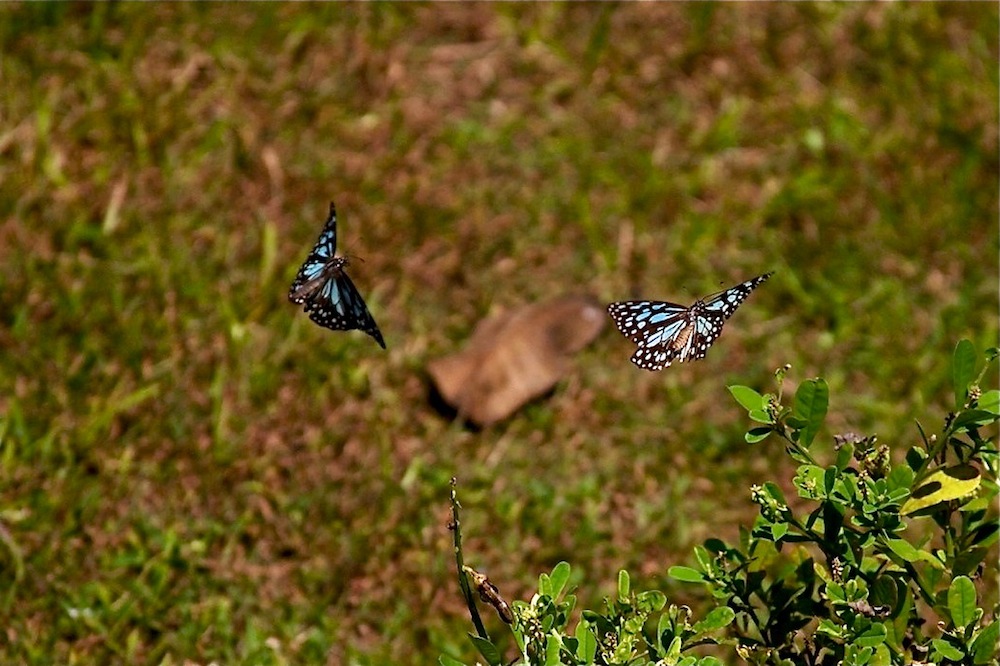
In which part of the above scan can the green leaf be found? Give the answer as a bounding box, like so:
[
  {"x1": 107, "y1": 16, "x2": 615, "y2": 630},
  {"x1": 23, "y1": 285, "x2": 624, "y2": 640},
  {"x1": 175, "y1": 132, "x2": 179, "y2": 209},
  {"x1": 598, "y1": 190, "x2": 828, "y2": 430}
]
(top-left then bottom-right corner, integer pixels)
[
  {"x1": 469, "y1": 634, "x2": 503, "y2": 666},
  {"x1": 886, "y1": 464, "x2": 914, "y2": 492},
  {"x1": 669, "y1": 566, "x2": 706, "y2": 583},
  {"x1": 971, "y1": 620, "x2": 999, "y2": 664},
  {"x1": 548, "y1": 561, "x2": 571, "y2": 598},
  {"x1": 693, "y1": 606, "x2": 735, "y2": 632},
  {"x1": 952, "y1": 409, "x2": 998, "y2": 429},
  {"x1": 538, "y1": 573, "x2": 552, "y2": 597},
  {"x1": 948, "y1": 576, "x2": 977, "y2": 628},
  {"x1": 870, "y1": 644, "x2": 891, "y2": 666},
  {"x1": 770, "y1": 522, "x2": 788, "y2": 541},
  {"x1": 785, "y1": 415, "x2": 808, "y2": 429},
  {"x1": 971, "y1": 522, "x2": 999, "y2": 549},
  {"x1": 545, "y1": 634, "x2": 561, "y2": 666},
  {"x1": 932, "y1": 638, "x2": 965, "y2": 662},
  {"x1": 793, "y1": 379, "x2": 829, "y2": 448},
  {"x1": 835, "y1": 442, "x2": 854, "y2": 471},
  {"x1": 953, "y1": 339, "x2": 976, "y2": 409},
  {"x1": 745, "y1": 426, "x2": 771, "y2": 443},
  {"x1": 979, "y1": 389, "x2": 1000, "y2": 415},
  {"x1": 763, "y1": 482, "x2": 787, "y2": 504},
  {"x1": 664, "y1": 636, "x2": 682, "y2": 659},
  {"x1": 901, "y1": 465, "x2": 981, "y2": 515},
  {"x1": 884, "y1": 538, "x2": 922, "y2": 562},
  {"x1": 617, "y1": 570, "x2": 630, "y2": 601},
  {"x1": 576, "y1": 621, "x2": 597, "y2": 663},
  {"x1": 817, "y1": 618, "x2": 846, "y2": 639},
  {"x1": 729, "y1": 385, "x2": 764, "y2": 412},
  {"x1": 637, "y1": 590, "x2": 667, "y2": 612},
  {"x1": 697, "y1": 657, "x2": 724, "y2": 666},
  {"x1": 438, "y1": 655, "x2": 468, "y2": 666},
  {"x1": 854, "y1": 622, "x2": 887, "y2": 648}
]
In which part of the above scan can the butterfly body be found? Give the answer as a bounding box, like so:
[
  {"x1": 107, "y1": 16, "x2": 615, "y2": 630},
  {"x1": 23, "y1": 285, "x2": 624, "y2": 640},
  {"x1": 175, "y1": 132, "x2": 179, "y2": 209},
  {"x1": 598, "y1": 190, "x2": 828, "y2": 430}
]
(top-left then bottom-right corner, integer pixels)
[
  {"x1": 289, "y1": 202, "x2": 386, "y2": 349},
  {"x1": 608, "y1": 272, "x2": 771, "y2": 371}
]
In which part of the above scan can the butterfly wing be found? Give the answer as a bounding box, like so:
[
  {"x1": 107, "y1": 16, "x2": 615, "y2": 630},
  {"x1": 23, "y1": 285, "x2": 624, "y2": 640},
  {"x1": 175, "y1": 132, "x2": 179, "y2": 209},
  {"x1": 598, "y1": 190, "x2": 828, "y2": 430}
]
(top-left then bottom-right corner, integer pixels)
[
  {"x1": 609, "y1": 272, "x2": 772, "y2": 372},
  {"x1": 289, "y1": 202, "x2": 338, "y2": 304},
  {"x1": 305, "y1": 271, "x2": 386, "y2": 349},
  {"x1": 607, "y1": 301, "x2": 688, "y2": 344},
  {"x1": 608, "y1": 300, "x2": 692, "y2": 371},
  {"x1": 701, "y1": 272, "x2": 773, "y2": 320}
]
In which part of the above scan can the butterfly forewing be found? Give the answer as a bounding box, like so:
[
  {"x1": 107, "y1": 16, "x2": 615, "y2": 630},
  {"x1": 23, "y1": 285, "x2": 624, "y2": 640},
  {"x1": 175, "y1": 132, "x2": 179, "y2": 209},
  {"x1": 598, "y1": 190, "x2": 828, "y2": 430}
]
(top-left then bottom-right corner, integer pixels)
[
  {"x1": 289, "y1": 201, "x2": 386, "y2": 348},
  {"x1": 608, "y1": 272, "x2": 771, "y2": 371},
  {"x1": 289, "y1": 203, "x2": 339, "y2": 304},
  {"x1": 607, "y1": 301, "x2": 688, "y2": 344},
  {"x1": 702, "y1": 272, "x2": 773, "y2": 319}
]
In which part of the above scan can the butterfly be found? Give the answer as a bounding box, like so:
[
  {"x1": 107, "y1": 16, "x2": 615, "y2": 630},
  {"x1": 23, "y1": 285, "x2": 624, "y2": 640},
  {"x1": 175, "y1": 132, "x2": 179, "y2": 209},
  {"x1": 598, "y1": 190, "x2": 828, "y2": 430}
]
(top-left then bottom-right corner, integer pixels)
[
  {"x1": 288, "y1": 201, "x2": 386, "y2": 348},
  {"x1": 607, "y1": 272, "x2": 772, "y2": 371}
]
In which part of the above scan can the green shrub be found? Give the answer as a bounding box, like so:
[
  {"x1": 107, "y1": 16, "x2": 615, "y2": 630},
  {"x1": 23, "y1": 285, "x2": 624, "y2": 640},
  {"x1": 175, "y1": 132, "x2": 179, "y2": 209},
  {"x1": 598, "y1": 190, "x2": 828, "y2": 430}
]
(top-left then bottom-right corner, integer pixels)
[{"x1": 446, "y1": 340, "x2": 998, "y2": 665}]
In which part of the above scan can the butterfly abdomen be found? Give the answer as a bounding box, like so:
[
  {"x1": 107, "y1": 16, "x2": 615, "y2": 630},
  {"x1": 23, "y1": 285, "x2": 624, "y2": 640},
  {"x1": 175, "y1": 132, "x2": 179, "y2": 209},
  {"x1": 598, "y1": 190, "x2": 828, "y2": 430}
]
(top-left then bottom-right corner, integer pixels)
[
  {"x1": 670, "y1": 322, "x2": 694, "y2": 352},
  {"x1": 288, "y1": 258, "x2": 349, "y2": 304}
]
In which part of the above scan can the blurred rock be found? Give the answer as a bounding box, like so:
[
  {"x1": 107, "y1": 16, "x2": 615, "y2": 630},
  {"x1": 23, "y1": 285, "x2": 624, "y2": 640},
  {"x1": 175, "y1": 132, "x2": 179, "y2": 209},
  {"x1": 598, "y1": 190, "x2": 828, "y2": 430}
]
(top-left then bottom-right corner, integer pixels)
[{"x1": 428, "y1": 296, "x2": 606, "y2": 426}]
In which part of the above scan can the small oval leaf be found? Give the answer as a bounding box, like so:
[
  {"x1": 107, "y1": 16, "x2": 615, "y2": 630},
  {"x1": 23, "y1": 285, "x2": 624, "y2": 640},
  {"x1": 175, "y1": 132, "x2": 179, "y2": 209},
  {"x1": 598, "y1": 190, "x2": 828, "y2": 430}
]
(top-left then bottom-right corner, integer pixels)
[
  {"x1": 729, "y1": 385, "x2": 764, "y2": 411},
  {"x1": 793, "y1": 379, "x2": 829, "y2": 449},
  {"x1": 694, "y1": 606, "x2": 736, "y2": 632},
  {"x1": 932, "y1": 638, "x2": 965, "y2": 662},
  {"x1": 948, "y1": 576, "x2": 977, "y2": 629},
  {"x1": 669, "y1": 566, "x2": 707, "y2": 583},
  {"x1": 549, "y1": 561, "x2": 571, "y2": 598},
  {"x1": 979, "y1": 389, "x2": 1000, "y2": 415},
  {"x1": 617, "y1": 570, "x2": 630, "y2": 601}
]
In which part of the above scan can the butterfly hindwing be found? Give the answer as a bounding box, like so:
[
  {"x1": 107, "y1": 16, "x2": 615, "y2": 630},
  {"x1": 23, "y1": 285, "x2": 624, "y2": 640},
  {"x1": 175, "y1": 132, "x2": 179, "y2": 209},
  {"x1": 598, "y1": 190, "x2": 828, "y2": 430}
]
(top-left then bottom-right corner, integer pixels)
[
  {"x1": 305, "y1": 272, "x2": 386, "y2": 348},
  {"x1": 608, "y1": 272, "x2": 771, "y2": 371},
  {"x1": 289, "y1": 201, "x2": 386, "y2": 348}
]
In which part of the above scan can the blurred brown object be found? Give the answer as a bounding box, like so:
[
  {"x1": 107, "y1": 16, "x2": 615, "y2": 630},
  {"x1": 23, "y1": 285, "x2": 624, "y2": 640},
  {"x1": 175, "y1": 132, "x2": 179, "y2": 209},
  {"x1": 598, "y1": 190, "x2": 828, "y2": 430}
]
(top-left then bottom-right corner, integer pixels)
[{"x1": 428, "y1": 296, "x2": 606, "y2": 426}]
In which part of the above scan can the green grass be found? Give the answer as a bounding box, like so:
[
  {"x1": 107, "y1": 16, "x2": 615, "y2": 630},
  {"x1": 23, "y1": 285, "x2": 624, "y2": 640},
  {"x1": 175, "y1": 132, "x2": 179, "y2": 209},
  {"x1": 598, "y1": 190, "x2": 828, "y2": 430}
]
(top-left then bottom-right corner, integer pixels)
[{"x1": 0, "y1": 4, "x2": 996, "y2": 664}]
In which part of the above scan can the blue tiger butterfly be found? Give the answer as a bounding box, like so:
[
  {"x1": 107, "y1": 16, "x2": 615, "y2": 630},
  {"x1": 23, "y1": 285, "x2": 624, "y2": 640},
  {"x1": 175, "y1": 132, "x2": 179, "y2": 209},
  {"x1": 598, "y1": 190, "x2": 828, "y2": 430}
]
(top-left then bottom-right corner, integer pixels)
[
  {"x1": 608, "y1": 273, "x2": 772, "y2": 371},
  {"x1": 288, "y1": 202, "x2": 386, "y2": 348}
]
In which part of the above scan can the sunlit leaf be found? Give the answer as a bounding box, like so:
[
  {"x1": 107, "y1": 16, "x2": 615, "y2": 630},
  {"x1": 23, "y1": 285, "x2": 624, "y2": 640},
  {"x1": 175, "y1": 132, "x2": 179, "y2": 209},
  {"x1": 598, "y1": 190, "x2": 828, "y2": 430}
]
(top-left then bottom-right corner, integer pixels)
[
  {"x1": 932, "y1": 638, "x2": 965, "y2": 662},
  {"x1": 854, "y1": 622, "x2": 887, "y2": 648},
  {"x1": 548, "y1": 561, "x2": 571, "y2": 598},
  {"x1": 979, "y1": 389, "x2": 1000, "y2": 415},
  {"x1": 576, "y1": 621, "x2": 597, "y2": 663},
  {"x1": 693, "y1": 606, "x2": 735, "y2": 632},
  {"x1": 901, "y1": 465, "x2": 981, "y2": 515},
  {"x1": 952, "y1": 409, "x2": 997, "y2": 429},
  {"x1": 729, "y1": 385, "x2": 764, "y2": 412},
  {"x1": 617, "y1": 570, "x2": 630, "y2": 601},
  {"x1": 669, "y1": 566, "x2": 706, "y2": 583}
]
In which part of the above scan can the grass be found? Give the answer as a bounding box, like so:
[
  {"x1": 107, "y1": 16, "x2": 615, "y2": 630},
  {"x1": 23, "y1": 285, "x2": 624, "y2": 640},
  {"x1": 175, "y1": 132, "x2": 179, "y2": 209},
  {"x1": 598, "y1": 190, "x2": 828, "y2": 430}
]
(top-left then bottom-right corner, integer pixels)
[{"x1": 0, "y1": 3, "x2": 997, "y2": 664}]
